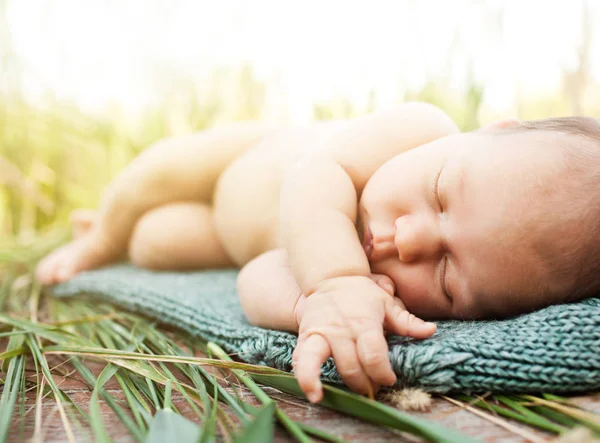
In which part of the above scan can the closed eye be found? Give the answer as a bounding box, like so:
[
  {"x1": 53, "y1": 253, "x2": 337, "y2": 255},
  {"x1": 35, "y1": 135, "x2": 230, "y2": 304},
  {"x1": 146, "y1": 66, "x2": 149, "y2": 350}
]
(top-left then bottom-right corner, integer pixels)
[
  {"x1": 433, "y1": 165, "x2": 444, "y2": 212},
  {"x1": 440, "y1": 255, "x2": 451, "y2": 300}
]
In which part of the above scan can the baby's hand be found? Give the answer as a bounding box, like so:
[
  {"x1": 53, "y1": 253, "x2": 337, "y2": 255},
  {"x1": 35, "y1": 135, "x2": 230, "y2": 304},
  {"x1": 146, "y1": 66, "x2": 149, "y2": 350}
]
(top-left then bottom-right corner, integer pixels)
[{"x1": 293, "y1": 276, "x2": 436, "y2": 403}]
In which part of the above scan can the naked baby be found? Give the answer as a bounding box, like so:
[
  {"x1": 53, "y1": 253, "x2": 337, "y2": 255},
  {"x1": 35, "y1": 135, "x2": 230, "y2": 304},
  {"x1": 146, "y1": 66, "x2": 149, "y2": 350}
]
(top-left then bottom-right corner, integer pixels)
[{"x1": 36, "y1": 103, "x2": 600, "y2": 403}]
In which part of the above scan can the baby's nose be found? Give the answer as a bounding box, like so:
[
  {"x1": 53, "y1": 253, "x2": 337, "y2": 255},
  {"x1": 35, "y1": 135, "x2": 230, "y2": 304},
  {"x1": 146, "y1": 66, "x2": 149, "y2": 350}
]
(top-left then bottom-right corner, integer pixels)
[
  {"x1": 394, "y1": 215, "x2": 442, "y2": 263},
  {"x1": 367, "y1": 221, "x2": 397, "y2": 262}
]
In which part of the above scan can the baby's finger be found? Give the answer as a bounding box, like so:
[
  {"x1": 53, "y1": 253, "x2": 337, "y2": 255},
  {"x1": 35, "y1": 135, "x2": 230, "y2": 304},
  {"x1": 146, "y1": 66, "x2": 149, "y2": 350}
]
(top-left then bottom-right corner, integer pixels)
[
  {"x1": 385, "y1": 298, "x2": 437, "y2": 339},
  {"x1": 356, "y1": 329, "x2": 397, "y2": 387},
  {"x1": 369, "y1": 273, "x2": 395, "y2": 296},
  {"x1": 330, "y1": 339, "x2": 373, "y2": 395},
  {"x1": 294, "y1": 333, "x2": 330, "y2": 403}
]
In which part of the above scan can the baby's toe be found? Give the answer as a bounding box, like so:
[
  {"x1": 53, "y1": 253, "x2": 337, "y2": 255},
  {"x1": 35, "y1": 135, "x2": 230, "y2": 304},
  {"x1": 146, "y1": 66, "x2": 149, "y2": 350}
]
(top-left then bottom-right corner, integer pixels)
[
  {"x1": 70, "y1": 210, "x2": 97, "y2": 239},
  {"x1": 36, "y1": 248, "x2": 67, "y2": 285},
  {"x1": 36, "y1": 242, "x2": 81, "y2": 285}
]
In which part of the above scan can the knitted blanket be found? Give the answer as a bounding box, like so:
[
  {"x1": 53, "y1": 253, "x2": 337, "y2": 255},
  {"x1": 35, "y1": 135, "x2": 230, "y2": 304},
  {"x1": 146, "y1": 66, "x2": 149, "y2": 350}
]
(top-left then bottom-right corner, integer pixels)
[{"x1": 53, "y1": 265, "x2": 600, "y2": 394}]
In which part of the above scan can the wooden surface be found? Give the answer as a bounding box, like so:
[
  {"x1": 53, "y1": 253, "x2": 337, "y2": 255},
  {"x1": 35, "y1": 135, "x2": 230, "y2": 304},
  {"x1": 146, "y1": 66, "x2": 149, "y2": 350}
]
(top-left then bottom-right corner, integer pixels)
[{"x1": 3, "y1": 354, "x2": 599, "y2": 443}]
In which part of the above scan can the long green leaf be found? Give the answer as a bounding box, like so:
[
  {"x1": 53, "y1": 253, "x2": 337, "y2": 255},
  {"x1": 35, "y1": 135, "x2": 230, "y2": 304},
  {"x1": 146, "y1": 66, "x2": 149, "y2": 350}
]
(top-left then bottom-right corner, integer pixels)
[
  {"x1": 89, "y1": 363, "x2": 119, "y2": 443},
  {"x1": 530, "y1": 406, "x2": 579, "y2": 429},
  {"x1": 496, "y1": 395, "x2": 565, "y2": 434},
  {"x1": 207, "y1": 342, "x2": 311, "y2": 443},
  {"x1": 252, "y1": 373, "x2": 479, "y2": 443},
  {"x1": 521, "y1": 395, "x2": 600, "y2": 433},
  {"x1": 42, "y1": 344, "x2": 281, "y2": 373},
  {"x1": 69, "y1": 358, "x2": 145, "y2": 442},
  {"x1": 115, "y1": 372, "x2": 150, "y2": 432},
  {"x1": 233, "y1": 402, "x2": 275, "y2": 443},
  {"x1": 26, "y1": 335, "x2": 77, "y2": 442},
  {"x1": 0, "y1": 353, "x2": 25, "y2": 441},
  {"x1": 144, "y1": 409, "x2": 201, "y2": 443}
]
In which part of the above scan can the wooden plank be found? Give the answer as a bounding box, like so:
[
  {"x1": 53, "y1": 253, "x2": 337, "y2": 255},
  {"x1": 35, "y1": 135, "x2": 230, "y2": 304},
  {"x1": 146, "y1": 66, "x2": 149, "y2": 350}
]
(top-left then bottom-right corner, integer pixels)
[
  {"x1": 3, "y1": 341, "x2": 599, "y2": 442},
  {"x1": 6, "y1": 372, "x2": 600, "y2": 442}
]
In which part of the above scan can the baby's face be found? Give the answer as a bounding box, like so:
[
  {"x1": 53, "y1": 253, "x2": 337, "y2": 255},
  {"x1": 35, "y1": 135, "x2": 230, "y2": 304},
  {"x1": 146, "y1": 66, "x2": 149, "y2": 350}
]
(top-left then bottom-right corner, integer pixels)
[{"x1": 359, "y1": 128, "x2": 575, "y2": 319}]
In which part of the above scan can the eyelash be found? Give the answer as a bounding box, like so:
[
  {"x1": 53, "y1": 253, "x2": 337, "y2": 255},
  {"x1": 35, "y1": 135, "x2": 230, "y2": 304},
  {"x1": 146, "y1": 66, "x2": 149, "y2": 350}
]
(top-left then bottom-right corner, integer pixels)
[
  {"x1": 440, "y1": 255, "x2": 451, "y2": 300},
  {"x1": 434, "y1": 166, "x2": 450, "y2": 300},
  {"x1": 433, "y1": 166, "x2": 444, "y2": 212}
]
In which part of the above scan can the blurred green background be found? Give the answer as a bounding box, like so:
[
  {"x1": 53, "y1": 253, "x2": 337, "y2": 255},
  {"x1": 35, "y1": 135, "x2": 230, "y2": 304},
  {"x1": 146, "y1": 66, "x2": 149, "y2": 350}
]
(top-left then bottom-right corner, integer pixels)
[{"x1": 1, "y1": 0, "x2": 599, "y2": 239}]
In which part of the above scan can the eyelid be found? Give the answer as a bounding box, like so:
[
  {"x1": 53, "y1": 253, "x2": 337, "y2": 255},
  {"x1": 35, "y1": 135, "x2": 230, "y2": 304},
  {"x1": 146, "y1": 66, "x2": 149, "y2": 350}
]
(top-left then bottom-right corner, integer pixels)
[
  {"x1": 433, "y1": 165, "x2": 444, "y2": 212},
  {"x1": 440, "y1": 255, "x2": 451, "y2": 300}
]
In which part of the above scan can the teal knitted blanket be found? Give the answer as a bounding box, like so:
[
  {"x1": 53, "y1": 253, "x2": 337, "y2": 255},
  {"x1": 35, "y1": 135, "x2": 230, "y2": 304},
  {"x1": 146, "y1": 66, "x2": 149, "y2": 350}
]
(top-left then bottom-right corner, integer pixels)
[{"x1": 53, "y1": 265, "x2": 600, "y2": 394}]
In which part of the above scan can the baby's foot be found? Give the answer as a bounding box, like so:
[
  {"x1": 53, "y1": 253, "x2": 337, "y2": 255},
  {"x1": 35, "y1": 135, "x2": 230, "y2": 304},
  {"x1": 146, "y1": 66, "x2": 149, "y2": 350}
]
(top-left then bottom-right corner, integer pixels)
[
  {"x1": 36, "y1": 210, "x2": 119, "y2": 285},
  {"x1": 70, "y1": 209, "x2": 97, "y2": 239}
]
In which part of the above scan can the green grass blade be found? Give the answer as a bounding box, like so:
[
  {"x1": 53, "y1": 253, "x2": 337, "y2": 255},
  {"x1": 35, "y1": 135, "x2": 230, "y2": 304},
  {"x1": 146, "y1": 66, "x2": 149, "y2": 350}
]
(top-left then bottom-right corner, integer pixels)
[
  {"x1": 253, "y1": 373, "x2": 479, "y2": 443},
  {"x1": 146, "y1": 378, "x2": 161, "y2": 410},
  {"x1": 0, "y1": 346, "x2": 28, "y2": 361},
  {"x1": 115, "y1": 372, "x2": 149, "y2": 433},
  {"x1": 42, "y1": 344, "x2": 282, "y2": 374},
  {"x1": 144, "y1": 409, "x2": 201, "y2": 443},
  {"x1": 17, "y1": 356, "x2": 27, "y2": 443},
  {"x1": 69, "y1": 358, "x2": 145, "y2": 442},
  {"x1": 200, "y1": 381, "x2": 219, "y2": 443},
  {"x1": 207, "y1": 342, "x2": 311, "y2": 443},
  {"x1": 135, "y1": 323, "x2": 245, "y2": 421},
  {"x1": 0, "y1": 354, "x2": 25, "y2": 442},
  {"x1": 233, "y1": 402, "x2": 275, "y2": 443},
  {"x1": 542, "y1": 393, "x2": 569, "y2": 402},
  {"x1": 89, "y1": 363, "x2": 119, "y2": 443},
  {"x1": 521, "y1": 395, "x2": 600, "y2": 434},
  {"x1": 458, "y1": 395, "x2": 555, "y2": 432},
  {"x1": 530, "y1": 406, "x2": 579, "y2": 429},
  {"x1": 0, "y1": 330, "x2": 32, "y2": 338},
  {"x1": 163, "y1": 379, "x2": 173, "y2": 410},
  {"x1": 496, "y1": 395, "x2": 566, "y2": 434},
  {"x1": 296, "y1": 423, "x2": 345, "y2": 443},
  {"x1": 119, "y1": 373, "x2": 153, "y2": 416},
  {"x1": 0, "y1": 330, "x2": 26, "y2": 372},
  {"x1": 26, "y1": 335, "x2": 77, "y2": 442}
]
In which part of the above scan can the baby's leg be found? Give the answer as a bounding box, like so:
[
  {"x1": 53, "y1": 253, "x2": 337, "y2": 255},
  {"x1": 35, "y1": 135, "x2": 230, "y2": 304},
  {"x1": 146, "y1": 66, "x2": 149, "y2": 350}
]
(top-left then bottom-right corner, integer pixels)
[
  {"x1": 128, "y1": 202, "x2": 232, "y2": 270},
  {"x1": 36, "y1": 122, "x2": 273, "y2": 284},
  {"x1": 237, "y1": 249, "x2": 395, "y2": 332},
  {"x1": 38, "y1": 203, "x2": 232, "y2": 284}
]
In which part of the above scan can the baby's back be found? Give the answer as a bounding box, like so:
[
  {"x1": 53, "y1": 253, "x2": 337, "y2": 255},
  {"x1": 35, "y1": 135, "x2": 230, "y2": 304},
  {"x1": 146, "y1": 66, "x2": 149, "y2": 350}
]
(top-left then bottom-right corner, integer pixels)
[{"x1": 213, "y1": 121, "x2": 346, "y2": 265}]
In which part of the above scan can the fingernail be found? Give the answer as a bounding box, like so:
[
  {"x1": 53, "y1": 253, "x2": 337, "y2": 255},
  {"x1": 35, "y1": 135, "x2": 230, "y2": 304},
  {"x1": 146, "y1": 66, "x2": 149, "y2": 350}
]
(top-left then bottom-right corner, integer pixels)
[
  {"x1": 383, "y1": 282, "x2": 395, "y2": 294},
  {"x1": 307, "y1": 381, "x2": 322, "y2": 403}
]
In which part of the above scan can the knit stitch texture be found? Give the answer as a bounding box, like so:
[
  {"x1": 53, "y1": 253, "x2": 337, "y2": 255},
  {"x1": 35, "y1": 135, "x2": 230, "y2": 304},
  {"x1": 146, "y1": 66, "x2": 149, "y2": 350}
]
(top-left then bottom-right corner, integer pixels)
[{"x1": 53, "y1": 265, "x2": 600, "y2": 393}]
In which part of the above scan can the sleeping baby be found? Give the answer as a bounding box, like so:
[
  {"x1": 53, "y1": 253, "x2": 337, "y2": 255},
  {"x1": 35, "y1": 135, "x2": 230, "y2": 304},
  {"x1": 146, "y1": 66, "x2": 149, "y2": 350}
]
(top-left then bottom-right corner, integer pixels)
[{"x1": 35, "y1": 102, "x2": 600, "y2": 403}]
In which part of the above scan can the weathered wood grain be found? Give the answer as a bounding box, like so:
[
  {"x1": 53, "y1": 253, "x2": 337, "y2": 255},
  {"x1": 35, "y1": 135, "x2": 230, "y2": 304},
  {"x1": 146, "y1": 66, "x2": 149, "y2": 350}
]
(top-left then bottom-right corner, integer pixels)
[{"x1": 3, "y1": 347, "x2": 599, "y2": 442}]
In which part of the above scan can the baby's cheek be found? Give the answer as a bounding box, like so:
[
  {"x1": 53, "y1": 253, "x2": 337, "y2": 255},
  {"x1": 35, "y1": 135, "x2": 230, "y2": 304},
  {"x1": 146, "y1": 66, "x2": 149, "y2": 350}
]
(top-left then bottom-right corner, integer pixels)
[
  {"x1": 396, "y1": 290, "x2": 443, "y2": 319},
  {"x1": 379, "y1": 266, "x2": 452, "y2": 319}
]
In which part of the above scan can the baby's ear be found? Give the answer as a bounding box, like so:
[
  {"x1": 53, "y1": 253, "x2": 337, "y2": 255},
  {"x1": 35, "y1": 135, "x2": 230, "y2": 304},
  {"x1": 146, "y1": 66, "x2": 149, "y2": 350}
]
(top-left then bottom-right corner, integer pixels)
[{"x1": 481, "y1": 118, "x2": 521, "y2": 131}]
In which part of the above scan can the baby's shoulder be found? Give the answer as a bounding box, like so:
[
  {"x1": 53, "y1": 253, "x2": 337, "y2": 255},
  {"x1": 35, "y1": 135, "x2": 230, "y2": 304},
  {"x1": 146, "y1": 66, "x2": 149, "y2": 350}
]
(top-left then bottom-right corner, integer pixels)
[{"x1": 312, "y1": 103, "x2": 459, "y2": 189}]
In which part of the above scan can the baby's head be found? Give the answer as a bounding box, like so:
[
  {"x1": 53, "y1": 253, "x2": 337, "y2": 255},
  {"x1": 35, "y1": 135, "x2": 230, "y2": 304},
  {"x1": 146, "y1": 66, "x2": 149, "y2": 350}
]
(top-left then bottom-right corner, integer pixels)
[{"x1": 359, "y1": 116, "x2": 600, "y2": 319}]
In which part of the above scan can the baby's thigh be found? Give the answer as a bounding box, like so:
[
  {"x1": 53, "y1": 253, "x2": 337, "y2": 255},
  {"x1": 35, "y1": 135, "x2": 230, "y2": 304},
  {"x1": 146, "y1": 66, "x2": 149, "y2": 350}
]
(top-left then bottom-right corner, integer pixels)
[
  {"x1": 237, "y1": 249, "x2": 304, "y2": 332},
  {"x1": 129, "y1": 202, "x2": 232, "y2": 270}
]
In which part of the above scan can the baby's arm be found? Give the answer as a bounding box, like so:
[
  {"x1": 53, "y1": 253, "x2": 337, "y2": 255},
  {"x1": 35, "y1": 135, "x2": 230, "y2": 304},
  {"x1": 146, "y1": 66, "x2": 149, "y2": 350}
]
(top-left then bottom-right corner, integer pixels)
[{"x1": 281, "y1": 103, "x2": 458, "y2": 402}]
